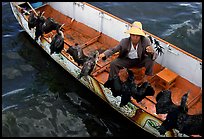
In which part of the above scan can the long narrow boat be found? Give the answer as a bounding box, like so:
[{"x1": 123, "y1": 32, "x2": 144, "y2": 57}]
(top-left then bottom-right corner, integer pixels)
[{"x1": 10, "y1": 2, "x2": 202, "y2": 137}]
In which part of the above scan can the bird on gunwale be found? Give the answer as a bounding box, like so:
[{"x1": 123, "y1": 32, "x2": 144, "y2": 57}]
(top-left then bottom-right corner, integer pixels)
[
  {"x1": 120, "y1": 68, "x2": 137, "y2": 107},
  {"x1": 34, "y1": 11, "x2": 46, "y2": 41},
  {"x1": 104, "y1": 75, "x2": 122, "y2": 97},
  {"x1": 132, "y1": 81, "x2": 155, "y2": 103},
  {"x1": 156, "y1": 90, "x2": 202, "y2": 136},
  {"x1": 77, "y1": 51, "x2": 99, "y2": 79},
  {"x1": 66, "y1": 43, "x2": 88, "y2": 66},
  {"x1": 50, "y1": 25, "x2": 64, "y2": 55},
  {"x1": 42, "y1": 17, "x2": 62, "y2": 34},
  {"x1": 155, "y1": 90, "x2": 173, "y2": 114},
  {"x1": 28, "y1": 11, "x2": 38, "y2": 30},
  {"x1": 119, "y1": 69, "x2": 155, "y2": 107}
]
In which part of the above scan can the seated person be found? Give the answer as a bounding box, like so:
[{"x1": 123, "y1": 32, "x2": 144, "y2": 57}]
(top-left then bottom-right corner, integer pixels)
[{"x1": 98, "y1": 21, "x2": 155, "y2": 85}]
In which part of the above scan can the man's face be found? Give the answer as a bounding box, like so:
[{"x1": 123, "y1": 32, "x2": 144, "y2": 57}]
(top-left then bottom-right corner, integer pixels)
[{"x1": 130, "y1": 34, "x2": 141, "y2": 45}]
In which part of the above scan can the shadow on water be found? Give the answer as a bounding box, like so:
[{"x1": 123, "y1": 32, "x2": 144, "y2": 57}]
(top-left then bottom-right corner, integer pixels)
[{"x1": 2, "y1": 31, "x2": 153, "y2": 137}]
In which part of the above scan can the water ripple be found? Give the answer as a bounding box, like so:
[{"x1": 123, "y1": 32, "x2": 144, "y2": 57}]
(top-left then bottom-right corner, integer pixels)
[
  {"x1": 2, "y1": 88, "x2": 25, "y2": 97},
  {"x1": 2, "y1": 105, "x2": 18, "y2": 112},
  {"x1": 3, "y1": 34, "x2": 13, "y2": 38},
  {"x1": 2, "y1": 67, "x2": 23, "y2": 79}
]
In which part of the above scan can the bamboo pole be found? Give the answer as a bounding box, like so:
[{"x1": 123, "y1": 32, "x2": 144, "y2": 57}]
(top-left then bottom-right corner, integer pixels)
[{"x1": 26, "y1": 2, "x2": 39, "y2": 16}]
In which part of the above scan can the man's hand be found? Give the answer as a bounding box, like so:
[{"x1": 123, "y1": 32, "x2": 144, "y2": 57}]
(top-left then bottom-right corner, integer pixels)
[
  {"x1": 146, "y1": 45, "x2": 154, "y2": 54},
  {"x1": 98, "y1": 53, "x2": 106, "y2": 60}
]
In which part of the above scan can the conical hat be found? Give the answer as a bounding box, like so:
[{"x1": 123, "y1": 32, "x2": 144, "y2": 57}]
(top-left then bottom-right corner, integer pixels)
[{"x1": 125, "y1": 21, "x2": 146, "y2": 37}]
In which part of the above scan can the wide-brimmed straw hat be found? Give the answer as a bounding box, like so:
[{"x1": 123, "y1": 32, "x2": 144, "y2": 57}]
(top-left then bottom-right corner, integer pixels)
[{"x1": 125, "y1": 21, "x2": 146, "y2": 37}]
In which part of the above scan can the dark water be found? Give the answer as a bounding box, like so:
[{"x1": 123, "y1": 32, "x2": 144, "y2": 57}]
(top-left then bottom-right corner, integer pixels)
[{"x1": 2, "y1": 2, "x2": 202, "y2": 137}]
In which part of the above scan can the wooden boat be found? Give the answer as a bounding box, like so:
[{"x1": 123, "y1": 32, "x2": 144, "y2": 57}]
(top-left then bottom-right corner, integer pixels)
[{"x1": 10, "y1": 2, "x2": 202, "y2": 137}]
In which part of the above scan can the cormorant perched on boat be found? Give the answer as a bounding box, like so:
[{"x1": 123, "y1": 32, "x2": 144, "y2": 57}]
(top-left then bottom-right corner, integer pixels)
[
  {"x1": 104, "y1": 68, "x2": 155, "y2": 104},
  {"x1": 180, "y1": 91, "x2": 189, "y2": 112},
  {"x1": 104, "y1": 75, "x2": 122, "y2": 97},
  {"x1": 66, "y1": 43, "x2": 88, "y2": 66},
  {"x1": 120, "y1": 69, "x2": 137, "y2": 107},
  {"x1": 155, "y1": 90, "x2": 173, "y2": 114},
  {"x1": 35, "y1": 11, "x2": 46, "y2": 41},
  {"x1": 28, "y1": 11, "x2": 37, "y2": 30},
  {"x1": 119, "y1": 68, "x2": 155, "y2": 107},
  {"x1": 77, "y1": 51, "x2": 99, "y2": 79},
  {"x1": 176, "y1": 110, "x2": 202, "y2": 136},
  {"x1": 42, "y1": 17, "x2": 61, "y2": 34},
  {"x1": 132, "y1": 81, "x2": 155, "y2": 103},
  {"x1": 50, "y1": 25, "x2": 64, "y2": 55},
  {"x1": 156, "y1": 91, "x2": 202, "y2": 136}
]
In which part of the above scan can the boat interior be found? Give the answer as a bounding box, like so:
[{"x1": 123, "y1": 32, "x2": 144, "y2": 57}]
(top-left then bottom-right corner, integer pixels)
[{"x1": 16, "y1": 2, "x2": 202, "y2": 122}]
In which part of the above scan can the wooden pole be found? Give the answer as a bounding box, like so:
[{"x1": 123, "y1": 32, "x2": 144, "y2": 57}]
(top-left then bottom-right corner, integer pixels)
[{"x1": 26, "y1": 2, "x2": 38, "y2": 16}]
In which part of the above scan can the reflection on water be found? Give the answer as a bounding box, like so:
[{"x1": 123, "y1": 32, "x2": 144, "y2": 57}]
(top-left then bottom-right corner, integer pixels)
[
  {"x1": 2, "y1": 67, "x2": 23, "y2": 79},
  {"x1": 2, "y1": 93, "x2": 90, "y2": 137}
]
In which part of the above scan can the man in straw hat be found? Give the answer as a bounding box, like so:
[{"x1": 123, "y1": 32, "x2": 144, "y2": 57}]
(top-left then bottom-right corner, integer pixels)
[{"x1": 98, "y1": 21, "x2": 155, "y2": 85}]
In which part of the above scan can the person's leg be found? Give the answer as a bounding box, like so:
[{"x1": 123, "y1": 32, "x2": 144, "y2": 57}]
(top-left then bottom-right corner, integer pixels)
[
  {"x1": 106, "y1": 58, "x2": 136, "y2": 97},
  {"x1": 136, "y1": 58, "x2": 154, "y2": 82},
  {"x1": 109, "y1": 58, "x2": 135, "y2": 80},
  {"x1": 137, "y1": 57, "x2": 154, "y2": 76}
]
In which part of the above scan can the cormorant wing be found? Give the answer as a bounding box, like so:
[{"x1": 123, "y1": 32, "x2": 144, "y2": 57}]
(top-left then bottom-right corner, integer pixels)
[
  {"x1": 81, "y1": 60, "x2": 93, "y2": 76},
  {"x1": 156, "y1": 90, "x2": 174, "y2": 114},
  {"x1": 51, "y1": 34, "x2": 64, "y2": 48}
]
